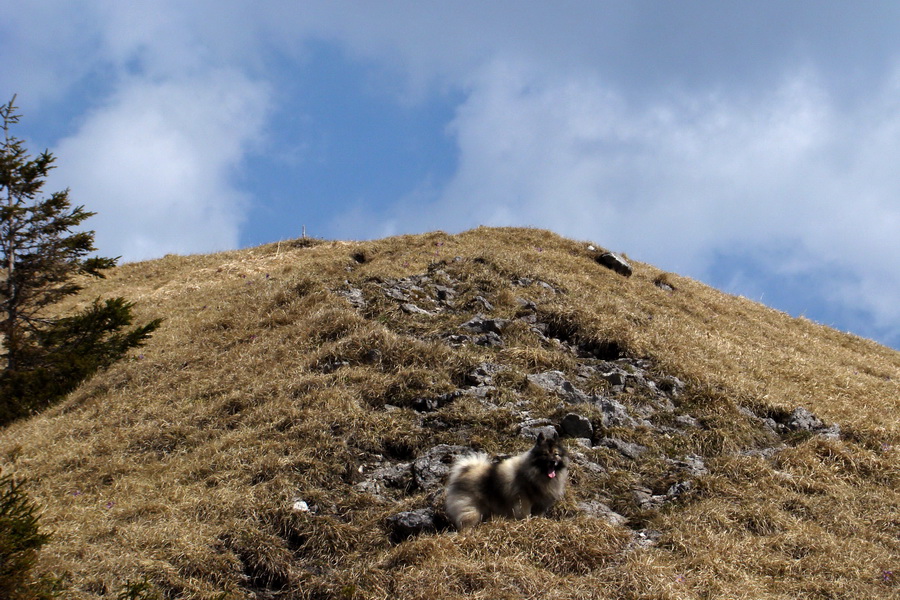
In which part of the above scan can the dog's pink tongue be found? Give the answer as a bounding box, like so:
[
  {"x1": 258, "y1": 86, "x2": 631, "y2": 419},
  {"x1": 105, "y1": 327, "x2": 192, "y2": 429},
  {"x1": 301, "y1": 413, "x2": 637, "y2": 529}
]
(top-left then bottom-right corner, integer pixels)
[{"x1": 548, "y1": 469, "x2": 557, "y2": 479}]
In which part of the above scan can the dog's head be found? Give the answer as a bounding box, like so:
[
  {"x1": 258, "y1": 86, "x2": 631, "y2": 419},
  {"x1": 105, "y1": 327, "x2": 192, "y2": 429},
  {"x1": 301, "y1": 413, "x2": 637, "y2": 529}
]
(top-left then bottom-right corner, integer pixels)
[{"x1": 531, "y1": 431, "x2": 569, "y2": 479}]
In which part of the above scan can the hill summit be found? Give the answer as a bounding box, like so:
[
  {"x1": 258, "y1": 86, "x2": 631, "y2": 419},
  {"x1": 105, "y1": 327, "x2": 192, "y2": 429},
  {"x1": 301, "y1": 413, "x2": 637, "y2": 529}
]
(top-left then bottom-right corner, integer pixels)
[{"x1": 2, "y1": 227, "x2": 898, "y2": 599}]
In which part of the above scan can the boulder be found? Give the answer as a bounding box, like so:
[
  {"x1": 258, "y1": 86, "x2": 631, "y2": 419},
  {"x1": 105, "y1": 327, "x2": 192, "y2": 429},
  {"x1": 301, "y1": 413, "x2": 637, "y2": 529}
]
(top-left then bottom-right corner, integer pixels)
[
  {"x1": 596, "y1": 252, "x2": 633, "y2": 277},
  {"x1": 560, "y1": 413, "x2": 593, "y2": 439},
  {"x1": 412, "y1": 445, "x2": 468, "y2": 491},
  {"x1": 598, "y1": 437, "x2": 647, "y2": 460},
  {"x1": 386, "y1": 508, "x2": 438, "y2": 543},
  {"x1": 527, "y1": 371, "x2": 591, "y2": 403},
  {"x1": 519, "y1": 419, "x2": 557, "y2": 441},
  {"x1": 596, "y1": 397, "x2": 637, "y2": 429},
  {"x1": 578, "y1": 500, "x2": 627, "y2": 526}
]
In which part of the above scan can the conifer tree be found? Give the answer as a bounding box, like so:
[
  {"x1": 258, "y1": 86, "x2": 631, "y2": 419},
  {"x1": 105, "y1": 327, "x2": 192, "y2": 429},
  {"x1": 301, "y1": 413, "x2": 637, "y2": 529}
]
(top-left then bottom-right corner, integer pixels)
[
  {"x1": 0, "y1": 96, "x2": 160, "y2": 424},
  {"x1": 0, "y1": 471, "x2": 59, "y2": 600}
]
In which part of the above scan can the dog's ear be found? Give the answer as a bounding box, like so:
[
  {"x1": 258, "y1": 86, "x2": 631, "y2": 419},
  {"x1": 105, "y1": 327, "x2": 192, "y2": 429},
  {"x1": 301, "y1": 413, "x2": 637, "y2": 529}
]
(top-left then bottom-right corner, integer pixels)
[{"x1": 536, "y1": 431, "x2": 546, "y2": 444}]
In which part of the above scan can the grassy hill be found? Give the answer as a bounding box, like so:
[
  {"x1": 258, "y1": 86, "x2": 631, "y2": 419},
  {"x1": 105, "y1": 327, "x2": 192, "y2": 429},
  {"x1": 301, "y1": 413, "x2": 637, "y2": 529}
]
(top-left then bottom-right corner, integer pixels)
[{"x1": 1, "y1": 227, "x2": 898, "y2": 599}]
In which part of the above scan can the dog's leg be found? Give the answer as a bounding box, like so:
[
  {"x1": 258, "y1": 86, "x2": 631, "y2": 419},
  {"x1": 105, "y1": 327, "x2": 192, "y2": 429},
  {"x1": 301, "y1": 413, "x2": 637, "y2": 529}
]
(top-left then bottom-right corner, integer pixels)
[{"x1": 455, "y1": 506, "x2": 483, "y2": 530}]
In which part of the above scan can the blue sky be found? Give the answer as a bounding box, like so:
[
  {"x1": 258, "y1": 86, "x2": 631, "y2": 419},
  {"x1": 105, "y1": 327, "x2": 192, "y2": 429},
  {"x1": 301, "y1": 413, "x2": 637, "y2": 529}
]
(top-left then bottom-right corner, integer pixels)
[{"x1": 3, "y1": 1, "x2": 900, "y2": 349}]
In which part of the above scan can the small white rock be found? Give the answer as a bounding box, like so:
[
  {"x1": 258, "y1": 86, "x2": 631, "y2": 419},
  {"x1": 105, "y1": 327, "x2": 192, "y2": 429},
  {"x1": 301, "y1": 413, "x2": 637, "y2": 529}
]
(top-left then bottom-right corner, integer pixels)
[{"x1": 292, "y1": 500, "x2": 310, "y2": 512}]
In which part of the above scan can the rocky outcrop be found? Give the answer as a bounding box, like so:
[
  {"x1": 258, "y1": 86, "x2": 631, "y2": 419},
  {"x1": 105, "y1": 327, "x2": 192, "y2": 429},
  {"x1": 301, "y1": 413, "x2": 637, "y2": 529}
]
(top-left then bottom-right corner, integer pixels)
[{"x1": 333, "y1": 259, "x2": 843, "y2": 542}]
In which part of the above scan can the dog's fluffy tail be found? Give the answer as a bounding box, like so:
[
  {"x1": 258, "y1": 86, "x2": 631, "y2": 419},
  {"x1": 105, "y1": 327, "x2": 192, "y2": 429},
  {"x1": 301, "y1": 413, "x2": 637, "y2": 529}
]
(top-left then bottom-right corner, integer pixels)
[{"x1": 444, "y1": 453, "x2": 491, "y2": 530}]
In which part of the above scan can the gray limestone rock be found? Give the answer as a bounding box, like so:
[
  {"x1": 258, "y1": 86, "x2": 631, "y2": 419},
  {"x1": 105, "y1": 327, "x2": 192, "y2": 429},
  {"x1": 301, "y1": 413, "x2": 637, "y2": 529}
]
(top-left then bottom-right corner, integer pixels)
[
  {"x1": 386, "y1": 508, "x2": 439, "y2": 543},
  {"x1": 595, "y1": 397, "x2": 637, "y2": 429},
  {"x1": 560, "y1": 413, "x2": 594, "y2": 439},
  {"x1": 461, "y1": 315, "x2": 509, "y2": 335},
  {"x1": 598, "y1": 437, "x2": 647, "y2": 460},
  {"x1": 527, "y1": 371, "x2": 591, "y2": 403},
  {"x1": 596, "y1": 252, "x2": 633, "y2": 277},
  {"x1": 412, "y1": 445, "x2": 468, "y2": 491},
  {"x1": 578, "y1": 500, "x2": 627, "y2": 526}
]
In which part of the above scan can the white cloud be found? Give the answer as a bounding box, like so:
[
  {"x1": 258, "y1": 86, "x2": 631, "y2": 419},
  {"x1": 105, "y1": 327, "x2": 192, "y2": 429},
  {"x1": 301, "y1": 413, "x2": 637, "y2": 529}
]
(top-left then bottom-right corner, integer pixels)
[
  {"x1": 6, "y1": 1, "x2": 900, "y2": 344},
  {"x1": 371, "y1": 60, "x2": 900, "y2": 342},
  {"x1": 0, "y1": 1, "x2": 273, "y2": 262},
  {"x1": 51, "y1": 71, "x2": 270, "y2": 261}
]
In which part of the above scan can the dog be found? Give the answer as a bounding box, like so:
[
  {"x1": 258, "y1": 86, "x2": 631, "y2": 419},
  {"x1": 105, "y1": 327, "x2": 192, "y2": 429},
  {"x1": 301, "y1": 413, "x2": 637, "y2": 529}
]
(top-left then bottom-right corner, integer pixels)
[{"x1": 444, "y1": 431, "x2": 569, "y2": 530}]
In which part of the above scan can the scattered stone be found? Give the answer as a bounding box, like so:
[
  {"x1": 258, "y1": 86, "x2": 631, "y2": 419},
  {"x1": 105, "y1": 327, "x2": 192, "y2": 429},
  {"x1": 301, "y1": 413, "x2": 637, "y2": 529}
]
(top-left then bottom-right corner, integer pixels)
[
  {"x1": 320, "y1": 359, "x2": 350, "y2": 374},
  {"x1": 354, "y1": 462, "x2": 414, "y2": 497},
  {"x1": 461, "y1": 315, "x2": 509, "y2": 335},
  {"x1": 596, "y1": 397, "x2": 637, "y2": 429},
  {"x1": 412, "y1": 445, "x2": 468, "y2": 491},
  {"x1": 654, "y1": 280, "x2": 675, "y2": 292},
  {"x1": 741, "y1": 446, "x2": 784, "y2": 459},
  {"x1": 657, "y1": 375, "x2": 685, "y2": 397},
  {"x1": 674, "y1": 415, "x2": 700, "y2": 429},
  {"x1": 527, "y1": 371, "x2": 591, "y2": 403},
  {"x1": 411, "y1": 391, "x2": 462, "y2": 412},
  {"x1": 600, "y1": 369, "x2": 627, "y2": 387},
  {"x1": 668, "y1": 454, "x2": 708, "y2": 477},
  {"x1": 516, "y1": 298, "x2": 538, "y2": 311},
  {"x1": 518, "y1": 312, "x2": 539, "y2": 325},
  {"x1": 787, "y1": 407, "x2": 824, "y2": 431},
  {"x1": 474, "y1": 331, "x2": 504, "y2": 347},
  {"x1": 630, "y1": 529, "x2": 663, "y2": 549},
  {"x1": 560, "y1": 413, "x2": 593, "y2": 439},
  {"x1": 384, "y1": 287, "x2": 410, "y2": 302},
  {"x1": 442, "y1": 334, "x2": 472, "y2": 347},
  {"x1": 513, "y1": 277, "x2": 558, "y2": 293},
  {"x1": 536, "y1": 280, "x2": 557, "y2": 292},
  {"x1": 816, "y1": 424, "x2": 842, "y2": 440},
  {"x1": 433, "y1": 285, "x2": 456, "y2": 302},
  {"x1": 570, "y1": 453, "x2": 606, "y2": 476},
  {"x1": 752, "y1": 406, "x2": 842, "y2": 440},
  {"x1": 572, "y1": 438, "x2": 593, "y2": 449},
  {"x1": 578, "y1": 500, "x2": 627, "y2": 526},
  {"x1": 472, "y1": 295, "x2": 494, "y2": 312},
  {"x1": 596, "y1": 252, "x2": 633, "y2": 277},
  {"x1": 598, "y1": 437, "x2": 647, "y2": 460},
  {"x1": 401, "y1": 303, "x2": 432, "y2": 315},
  {"x1": 460, "y1": 386, "x2": 496, "y2": 400},
  {"x1": 666, "y1": 480, "x2": 694, "y2": 498},
  {"x1": 467, "y1": 363, "x2": 505, "y2": 387},
  {"x1": 386, "y1": 508, "x2": 438, "y2": 543},
  {"x1": 336, "y1": 286, "x2": 366, "y2": 310},
  {"x1": 519, "y1": 419, "x2": 557, "y2": 441},
  {"x1": 631, "y1": 486, "x2": 664, "y2": 509},
  {"x1": 785, "y1": 407, "x2": 841, "y2": 438},
  {"x1": 292, "y1": 499, "x2": 310, "y2": 512}
]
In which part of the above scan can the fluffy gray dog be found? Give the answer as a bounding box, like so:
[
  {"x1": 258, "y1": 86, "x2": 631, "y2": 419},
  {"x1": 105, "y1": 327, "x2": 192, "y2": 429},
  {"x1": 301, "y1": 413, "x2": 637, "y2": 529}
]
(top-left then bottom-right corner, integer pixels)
[{"x1": 444, "y1": 431, "x2": 569, "y2": 530}]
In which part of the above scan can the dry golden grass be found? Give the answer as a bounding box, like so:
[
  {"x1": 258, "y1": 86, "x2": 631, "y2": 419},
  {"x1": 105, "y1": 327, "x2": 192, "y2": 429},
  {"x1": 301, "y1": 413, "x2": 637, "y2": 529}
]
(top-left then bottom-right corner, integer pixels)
[{"x1": 1, "y1": 227, "x2": 898, "y2": 599}]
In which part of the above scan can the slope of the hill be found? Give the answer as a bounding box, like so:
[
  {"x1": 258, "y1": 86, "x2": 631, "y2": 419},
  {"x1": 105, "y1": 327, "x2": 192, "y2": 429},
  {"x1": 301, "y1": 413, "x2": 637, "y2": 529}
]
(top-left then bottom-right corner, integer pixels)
[{"x1": 1, "y1": 227, "x2": 898, "y2": 599}]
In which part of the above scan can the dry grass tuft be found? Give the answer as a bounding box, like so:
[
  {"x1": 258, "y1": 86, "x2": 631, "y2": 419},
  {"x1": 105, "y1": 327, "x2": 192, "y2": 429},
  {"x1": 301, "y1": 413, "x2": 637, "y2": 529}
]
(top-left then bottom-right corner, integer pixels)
[{"x1": 1, "y1": 227, "x2": 898, "y2": 599}]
